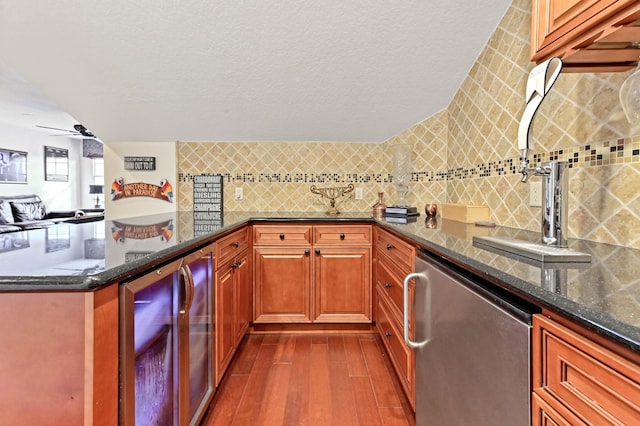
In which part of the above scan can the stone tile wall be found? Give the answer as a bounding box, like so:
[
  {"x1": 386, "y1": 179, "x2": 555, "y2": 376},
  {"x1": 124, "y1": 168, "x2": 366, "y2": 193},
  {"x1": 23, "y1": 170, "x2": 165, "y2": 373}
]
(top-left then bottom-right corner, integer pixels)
[{"x1": 177, "y1": 0, "x2": 640, "y2": 249}]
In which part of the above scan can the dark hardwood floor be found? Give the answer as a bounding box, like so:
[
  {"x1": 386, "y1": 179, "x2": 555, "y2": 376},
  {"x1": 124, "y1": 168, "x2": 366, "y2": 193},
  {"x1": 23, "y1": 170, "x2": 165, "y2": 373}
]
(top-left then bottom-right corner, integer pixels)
[{"x1": 202, "y1": 333, "x2": 415, "y2": 425}]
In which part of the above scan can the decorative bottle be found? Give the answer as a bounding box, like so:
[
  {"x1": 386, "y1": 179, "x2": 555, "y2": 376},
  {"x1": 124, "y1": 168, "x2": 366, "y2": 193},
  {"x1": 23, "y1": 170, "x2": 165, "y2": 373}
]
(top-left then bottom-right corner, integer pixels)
[{"x1": 372, "y1": 192, "x2": 387, "y2": 218}]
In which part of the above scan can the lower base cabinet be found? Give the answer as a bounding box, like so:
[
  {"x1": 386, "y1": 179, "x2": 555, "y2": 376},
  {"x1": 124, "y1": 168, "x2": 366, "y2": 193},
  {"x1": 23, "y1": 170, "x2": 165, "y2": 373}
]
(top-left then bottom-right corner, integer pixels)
[
  {"x1": 374, "y1": 227, "x2": 416, "y2": 409},
  {"x1": 532, "y1": 314, "x2": 640, "y2": 425},
  {"x1": 253, "y1": 247, "x2": 312, "y2": 323},
  {"x1": 253, "y1": 224, "x2": 372, "y2": 324},
  {"x1": 314, "y1": 246, "x2": 371, "y2": 322},
  {"x1": 214, "y1": 228, "x2": 251, "y2": 384}
]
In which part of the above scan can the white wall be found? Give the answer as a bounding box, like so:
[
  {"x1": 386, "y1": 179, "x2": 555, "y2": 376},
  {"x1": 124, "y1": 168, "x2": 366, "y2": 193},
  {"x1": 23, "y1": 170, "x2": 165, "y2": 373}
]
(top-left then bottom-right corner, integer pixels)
[{"x1": 104, "y1": 141, "x2": 177, "y2": 220}]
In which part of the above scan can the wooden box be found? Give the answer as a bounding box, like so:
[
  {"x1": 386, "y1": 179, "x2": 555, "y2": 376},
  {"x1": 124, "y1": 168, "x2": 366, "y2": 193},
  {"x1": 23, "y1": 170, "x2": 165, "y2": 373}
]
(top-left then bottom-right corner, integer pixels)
[{"x1": 441, "y1": 203, "x2": 489, "y2": 223}]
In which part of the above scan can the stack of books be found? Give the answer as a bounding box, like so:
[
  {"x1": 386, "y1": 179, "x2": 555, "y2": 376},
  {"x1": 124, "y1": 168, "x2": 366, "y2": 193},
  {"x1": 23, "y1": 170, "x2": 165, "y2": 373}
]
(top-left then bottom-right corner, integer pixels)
[{"x1": 384, "y1": 206, "x2": 420, "y2": 223}]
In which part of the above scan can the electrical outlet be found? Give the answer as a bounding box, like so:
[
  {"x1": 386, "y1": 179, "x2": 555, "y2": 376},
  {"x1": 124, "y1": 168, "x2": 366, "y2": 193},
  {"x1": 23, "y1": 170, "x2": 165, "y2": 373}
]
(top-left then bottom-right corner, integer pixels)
[
  {"x1": 235, "y1": 187, "x2": 243, "y2": 200},
  {"x1": 529, "y1": 180, "x2": 542, "y2": 207},
  {"x1": 355, "y1": 188, "x2": 363, "y2": 200}
]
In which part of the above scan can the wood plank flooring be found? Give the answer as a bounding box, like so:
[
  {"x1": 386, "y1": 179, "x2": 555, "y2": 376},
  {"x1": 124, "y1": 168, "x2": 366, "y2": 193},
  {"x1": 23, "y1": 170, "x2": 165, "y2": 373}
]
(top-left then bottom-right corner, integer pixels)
[{"x1": 202, "y1": 333, "x2": 415, "y2": 425}]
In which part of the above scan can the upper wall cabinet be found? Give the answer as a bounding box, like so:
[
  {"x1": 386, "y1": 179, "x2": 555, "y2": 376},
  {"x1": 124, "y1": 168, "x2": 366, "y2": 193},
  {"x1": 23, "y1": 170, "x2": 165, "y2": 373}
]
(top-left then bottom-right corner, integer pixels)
[{"x1": 531, "y1": 0, "x2": 640, "y2": 72}]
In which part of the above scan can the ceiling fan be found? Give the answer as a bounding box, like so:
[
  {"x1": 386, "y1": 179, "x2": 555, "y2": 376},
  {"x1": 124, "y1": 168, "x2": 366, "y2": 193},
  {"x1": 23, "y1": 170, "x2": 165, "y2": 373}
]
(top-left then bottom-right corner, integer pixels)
[{"x1": 35, "y1": 124, "x2": 97, "y2": 139}]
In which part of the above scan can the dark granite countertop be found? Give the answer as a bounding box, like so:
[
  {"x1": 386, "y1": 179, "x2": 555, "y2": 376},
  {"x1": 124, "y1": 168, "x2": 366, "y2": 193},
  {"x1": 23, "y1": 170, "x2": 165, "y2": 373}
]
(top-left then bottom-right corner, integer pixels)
[{"x1": 0, "y1": 211, "x2": 638, "y2": 352}]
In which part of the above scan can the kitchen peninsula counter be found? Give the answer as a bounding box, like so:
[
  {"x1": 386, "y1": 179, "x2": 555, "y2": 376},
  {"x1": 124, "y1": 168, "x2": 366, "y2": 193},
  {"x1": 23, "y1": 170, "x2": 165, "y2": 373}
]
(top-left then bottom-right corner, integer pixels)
[{"x1": 0, "y1": 211, "x2": 638, "y2": 352}]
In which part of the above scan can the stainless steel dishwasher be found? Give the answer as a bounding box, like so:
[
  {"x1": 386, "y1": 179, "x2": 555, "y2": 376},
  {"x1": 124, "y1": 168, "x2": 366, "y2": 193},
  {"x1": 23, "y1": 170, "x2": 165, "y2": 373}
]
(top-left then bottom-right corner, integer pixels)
[{"x1": 404, "y1": 250, "x2": 535, "y2": 426}]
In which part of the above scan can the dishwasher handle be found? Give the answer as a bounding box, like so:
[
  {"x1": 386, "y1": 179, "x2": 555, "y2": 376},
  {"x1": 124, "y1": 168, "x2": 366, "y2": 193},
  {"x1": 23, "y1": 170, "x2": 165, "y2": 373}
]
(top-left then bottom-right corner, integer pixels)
[{"x1": 403, "y1": 272, "x2": 429, "y2": 348}]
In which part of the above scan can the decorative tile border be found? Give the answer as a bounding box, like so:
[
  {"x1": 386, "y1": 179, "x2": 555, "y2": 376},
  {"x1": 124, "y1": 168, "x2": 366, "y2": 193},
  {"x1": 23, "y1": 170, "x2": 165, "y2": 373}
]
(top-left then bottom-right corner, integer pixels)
[
  {"x1": 178, "y1": 136, "x2": 640, "y2": 185},
  {"x1": 178, "y1": 172, "x2": 394, "y2": 184}
]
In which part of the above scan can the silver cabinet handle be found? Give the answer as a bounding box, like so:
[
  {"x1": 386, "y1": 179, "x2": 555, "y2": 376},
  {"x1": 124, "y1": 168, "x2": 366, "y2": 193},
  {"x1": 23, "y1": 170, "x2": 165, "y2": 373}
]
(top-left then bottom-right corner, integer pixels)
[
  {"x1": 403, "y1": 272, "x2": 429, "y2": 348},
  {"x1": 179, "y1": 265, "x2": 195, "y2": 315}
]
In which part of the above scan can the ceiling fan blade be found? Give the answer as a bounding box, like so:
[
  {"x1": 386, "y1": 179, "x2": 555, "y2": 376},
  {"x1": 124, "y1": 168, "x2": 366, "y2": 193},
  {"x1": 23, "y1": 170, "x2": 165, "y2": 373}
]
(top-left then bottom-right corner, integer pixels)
[
  {"x1": 35, "y1": 125, "x2": 74, "y2": 132},
  {"x1": 36, "y1": 124, "x2": 99, "y2": 140}
]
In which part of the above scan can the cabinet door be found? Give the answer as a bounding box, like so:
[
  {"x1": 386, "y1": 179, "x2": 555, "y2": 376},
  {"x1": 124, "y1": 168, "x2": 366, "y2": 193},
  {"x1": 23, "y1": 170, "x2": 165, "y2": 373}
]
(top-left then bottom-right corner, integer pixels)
[
  {"x1": 531, "y1": 0, "x2": 640, "y2": 69},
  {"x1": 215, "y1": 264, "x2": 236, "y2": 384},
  {"x1": 314, "y1": 247, "x2": 371, "y2": 323},
  {"x1": 234, "y1": 251, "x2": 251, "y2": 344},
  {"x1": 254, "y1": 247, "x2": 312, "y2": 323},
  {"x1": 533, "y1": 0, "x2": 610, "y2": 52}
]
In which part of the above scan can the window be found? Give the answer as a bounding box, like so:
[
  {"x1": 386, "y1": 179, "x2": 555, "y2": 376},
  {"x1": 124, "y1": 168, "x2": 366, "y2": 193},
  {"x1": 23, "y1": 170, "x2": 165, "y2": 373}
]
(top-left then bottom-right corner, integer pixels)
[
  {"x1": 44, "y1": 146, "x2": 69, "y2": 181},
  {"x1": 92, "y1": 158, "x2": 104, "y2": 185}
]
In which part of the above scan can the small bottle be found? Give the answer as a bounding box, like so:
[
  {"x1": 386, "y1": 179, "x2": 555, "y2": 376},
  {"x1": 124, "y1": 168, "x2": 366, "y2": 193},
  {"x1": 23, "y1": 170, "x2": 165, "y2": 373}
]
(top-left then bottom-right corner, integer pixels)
[{"x1": 372, "y1": 192, "x2": 387, "y2": 218}]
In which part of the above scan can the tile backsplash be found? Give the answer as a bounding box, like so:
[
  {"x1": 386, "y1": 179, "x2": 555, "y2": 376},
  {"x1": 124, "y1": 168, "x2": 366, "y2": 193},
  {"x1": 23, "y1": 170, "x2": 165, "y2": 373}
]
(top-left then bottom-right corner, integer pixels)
[{"x1": 178, "y1": 0, "x2": 640, "y2": 249}]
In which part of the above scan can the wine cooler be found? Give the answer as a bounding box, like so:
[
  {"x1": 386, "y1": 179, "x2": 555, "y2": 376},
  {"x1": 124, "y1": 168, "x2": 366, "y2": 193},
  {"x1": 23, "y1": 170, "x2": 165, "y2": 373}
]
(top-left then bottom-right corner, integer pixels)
[{"x1": 120, "y1": 244, "x2": 215, "y2": 425}]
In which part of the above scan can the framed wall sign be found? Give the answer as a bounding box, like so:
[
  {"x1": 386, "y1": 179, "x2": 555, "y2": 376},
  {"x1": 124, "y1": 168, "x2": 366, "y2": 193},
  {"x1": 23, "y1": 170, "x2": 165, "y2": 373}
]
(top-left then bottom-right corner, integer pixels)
[
  {"x1": 124, "y1": 156, "x2": 156, "y2": 171},
  {"x1": 0, "y1": 148, "x2": 27, "y2": 184},
  {"x1": 193, "y1": 174, "x2": 223, "y2": 236},
  {"x1": 44, "y1": 146, "x2": 69, "y2": 182}
]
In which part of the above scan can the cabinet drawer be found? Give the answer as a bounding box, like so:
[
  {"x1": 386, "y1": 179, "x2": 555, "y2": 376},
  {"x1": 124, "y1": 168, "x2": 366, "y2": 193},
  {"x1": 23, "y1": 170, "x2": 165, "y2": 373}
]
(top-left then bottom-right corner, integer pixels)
[
  {"x1": 376, "y1": 291, "x2": 414, "y2": 407},
  {"x1": 313, "y1": 225, "x2": 371, "y2": 245},
  {"x1": 375, "y1": 228, "x2": 415, "y2": 274},
  {"x1": 534, "y1": 315, "x2": 640, "y2": 424},
  {"x1": 532, "y1": 392, "x2": 585, "y2": 426},
  {"x1": 375, "y1": 256, "x2": 406, "y2": 323},
  {"x1": 216, "y1": 227, "x2": 249, "y2": 267},
  {"x1": 253, "y1": 225, "x2": 311, "y2": 245}
]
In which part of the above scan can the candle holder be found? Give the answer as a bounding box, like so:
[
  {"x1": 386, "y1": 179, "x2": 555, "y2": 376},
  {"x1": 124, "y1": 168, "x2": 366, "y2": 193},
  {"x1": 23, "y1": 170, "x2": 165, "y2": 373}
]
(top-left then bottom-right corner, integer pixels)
[
  {"x1": 392, "y1": 144, "x2": 413, "y2": 207},
  {"x1": 620, "y1": 60, "x2": 640, "y2": 128},
  {"x1": 310, "y1": 184, "x2": 354, "y2": 215}
]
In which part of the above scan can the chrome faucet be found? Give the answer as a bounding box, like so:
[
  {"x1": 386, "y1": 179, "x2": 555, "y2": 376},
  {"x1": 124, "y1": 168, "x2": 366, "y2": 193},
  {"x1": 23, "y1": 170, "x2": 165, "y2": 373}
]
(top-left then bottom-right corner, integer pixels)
[{"x1": 520, "y1": 160, "x2": 568, "y2": 247}]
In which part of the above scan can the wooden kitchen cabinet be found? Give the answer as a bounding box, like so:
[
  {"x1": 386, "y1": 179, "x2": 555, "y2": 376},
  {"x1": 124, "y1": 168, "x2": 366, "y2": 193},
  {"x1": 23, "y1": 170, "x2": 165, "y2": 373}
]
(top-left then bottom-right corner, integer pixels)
[
  {"x1": 253, "y1": 224, "x2": 372, "y2": 324},
  {"x1": 215, "y1": 260, "x2": 236, "y2": 383},
  {"x1": 254, "y1": 246, "x2": 312, "y2": 322},
  {"x1": 313, "y1": 225, "x2": 371, "y2": 322},
  {"x1": 214, "y1": 227, "x2": 250, "y2": 384},
  {"x1": 253, "y1": 224, "x2": 313, "y2": 323},
  {"x1": 531, "y1": 0, "x2": 640, "y2": 71},
  {"x1": 532, "y1": 313, "x2": 640, "y2": 424},
  {"x1": 374, "y1": 227, "x2": 416, "y2": 408},
  {"x1": 234, "y1": 250, "x2": 251, "y2": 342}
]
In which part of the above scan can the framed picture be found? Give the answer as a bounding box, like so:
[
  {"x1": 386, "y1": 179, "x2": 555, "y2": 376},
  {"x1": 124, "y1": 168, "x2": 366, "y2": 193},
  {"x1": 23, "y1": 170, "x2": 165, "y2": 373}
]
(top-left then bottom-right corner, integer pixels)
[
  {"x1": 0, "y1": 148, "x2": 27, "y2": 184},
  {"x1": 44, "y1": 146, "x2": 69, "y2": 182},
  {"x1": 0, "y1": 231, "x2": 30, "y2": 253}
]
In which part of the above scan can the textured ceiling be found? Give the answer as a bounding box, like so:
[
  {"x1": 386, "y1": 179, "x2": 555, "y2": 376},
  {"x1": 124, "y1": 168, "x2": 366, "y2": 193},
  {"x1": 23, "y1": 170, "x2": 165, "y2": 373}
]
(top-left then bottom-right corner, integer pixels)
[{"x1": 0, "y1": 0, "x2": 512, "y2": 143}]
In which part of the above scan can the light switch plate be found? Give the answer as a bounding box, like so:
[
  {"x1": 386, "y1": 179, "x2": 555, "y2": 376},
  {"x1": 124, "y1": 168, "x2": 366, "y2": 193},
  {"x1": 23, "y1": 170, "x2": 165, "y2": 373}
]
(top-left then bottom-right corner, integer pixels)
[
  {"x1": 235, "y1": 187, "x2": 243, "y2": 200},
  {"x1": 355, "y1": 188, "x2": 363, "y2": 200},
  {"x1": 529, "y1": 180, "x2": 542, "y2": 207}
]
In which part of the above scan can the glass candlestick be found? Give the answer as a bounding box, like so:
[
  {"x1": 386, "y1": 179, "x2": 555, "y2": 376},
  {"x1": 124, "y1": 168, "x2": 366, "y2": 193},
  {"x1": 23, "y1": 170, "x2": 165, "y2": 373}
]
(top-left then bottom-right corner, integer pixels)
[
  {"x1": 392, "y1": 144, "x2": 413, "y2": 207},
  {"x1": 620, "y1": 61, "x2": 640, "y2": 129}
]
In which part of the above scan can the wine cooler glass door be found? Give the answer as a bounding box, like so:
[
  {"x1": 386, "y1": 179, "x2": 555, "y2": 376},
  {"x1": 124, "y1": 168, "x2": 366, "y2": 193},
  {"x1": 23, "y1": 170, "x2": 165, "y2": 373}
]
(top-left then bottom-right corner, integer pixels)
[
  {"x1": 121, "y1": 265, "x2": 179, "y2": 426},
  {"x1": 184, "y1": 252, "x2": 215, "y2": 425}
]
